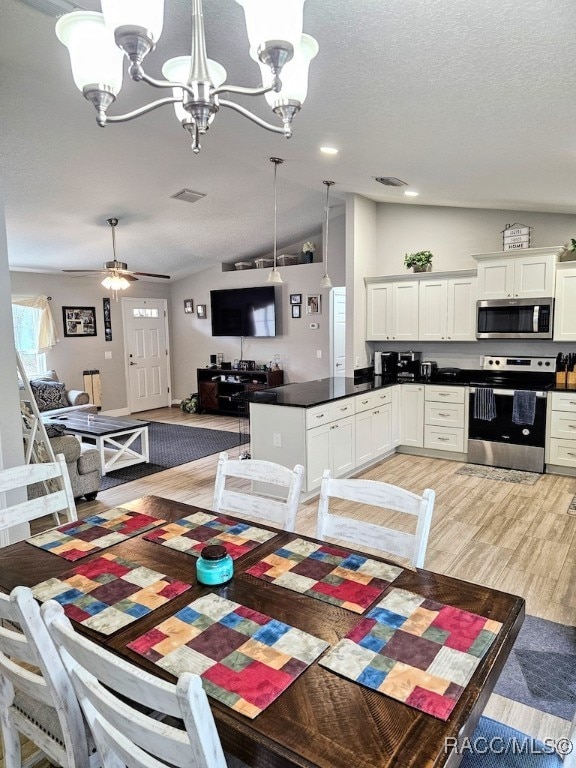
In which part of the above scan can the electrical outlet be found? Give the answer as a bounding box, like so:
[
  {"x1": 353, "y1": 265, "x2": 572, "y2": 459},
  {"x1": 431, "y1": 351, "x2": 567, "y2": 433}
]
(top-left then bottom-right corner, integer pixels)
[
  {"x1": 317, "y1": 349, "x2": 322, "y2": 358},
  {"x1": 273, "y1": 432, "x2": 282, "y2": 447},
  {"x1": 104, "y1": 351, "x2": 112, "y2": 359},
  {"x1": 355, "y1": 356, "x2": 360, "y2": 367}
]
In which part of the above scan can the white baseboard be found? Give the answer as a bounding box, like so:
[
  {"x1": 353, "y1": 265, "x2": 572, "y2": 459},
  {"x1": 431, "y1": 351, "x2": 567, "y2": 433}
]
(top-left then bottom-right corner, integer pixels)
[
  {"x1": 100, "y1": 408, "x2": 131, "y2": 417},
  {"x1": 171, "y1": 399, "x2": 181, "y2": 406}
]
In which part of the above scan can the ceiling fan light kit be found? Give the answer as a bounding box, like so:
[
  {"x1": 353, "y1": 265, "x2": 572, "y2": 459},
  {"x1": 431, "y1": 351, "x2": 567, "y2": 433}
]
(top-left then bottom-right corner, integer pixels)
[{"x1": 55, "y1": 0, "x2": 318, "y2": 153}]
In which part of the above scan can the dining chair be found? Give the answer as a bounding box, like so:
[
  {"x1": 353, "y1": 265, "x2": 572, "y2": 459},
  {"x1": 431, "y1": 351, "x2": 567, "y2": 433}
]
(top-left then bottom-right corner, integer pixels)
[
  {"x1": 0, "y1": 586, "x2": 94, "y2": 768},
  {"x1": 41, "y1": 600, "x2": 247, "y2": 768},
  {"x1": 316, "y1": 470, "x2": 435, "y2": 568},
  {"x1": 460, "y1": 715, "x2": 574, "y2": 767},
  {"x1": 213, "y1": 451, "x2": 304, "y2": 532},
  {"x1": 0, "y1": 454, "x2": 77, "y2": 538}
]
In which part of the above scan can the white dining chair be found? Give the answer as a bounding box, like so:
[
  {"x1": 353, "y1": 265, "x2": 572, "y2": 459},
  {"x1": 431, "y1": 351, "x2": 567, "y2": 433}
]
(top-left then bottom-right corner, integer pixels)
[
  {"x1": 0, "y1": 586, "x2": 95, "y2": 768},
  {"x1": 213, "y1": 452, "x2": 304, "y2": 532},
  {"x1": 316, "y1": 470, "x2": 435, "y2": 568},
  {"x1": 41, "y1": 600, "x2": 247, "y2": 768},
  {"x1": 0, "y1": 455, "x2": 77, "y2": 539}
]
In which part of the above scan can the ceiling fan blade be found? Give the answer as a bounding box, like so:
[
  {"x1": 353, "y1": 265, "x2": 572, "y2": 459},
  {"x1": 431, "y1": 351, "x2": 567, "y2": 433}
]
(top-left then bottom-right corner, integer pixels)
[
  {"x1": 62, "y1": 269, "x2": 106, "y2": 274},
  {"x1": 125, "y1": 274, "x2": 139, "y2": 281},
  {"x1": 132, "y1": 271, "x2": 171, "y2": 279}
]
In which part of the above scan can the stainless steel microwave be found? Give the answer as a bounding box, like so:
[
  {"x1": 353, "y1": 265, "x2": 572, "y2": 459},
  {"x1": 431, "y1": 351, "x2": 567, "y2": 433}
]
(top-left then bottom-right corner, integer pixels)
[{"x1": 476, "y1": 298, "x2": 554, "y2": 339}]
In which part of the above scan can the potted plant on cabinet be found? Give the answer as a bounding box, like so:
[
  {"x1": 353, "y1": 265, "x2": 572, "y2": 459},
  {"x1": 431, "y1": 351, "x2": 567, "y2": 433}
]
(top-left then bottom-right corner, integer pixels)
[{"x1": 404, "y1": 250, "x2": 433, "y2": 272}]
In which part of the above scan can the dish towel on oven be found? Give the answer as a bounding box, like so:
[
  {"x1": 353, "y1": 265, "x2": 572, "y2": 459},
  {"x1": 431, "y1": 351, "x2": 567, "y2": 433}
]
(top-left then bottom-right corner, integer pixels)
[
  {"x1": 474, "y1": 388, "x2": 496, "y2": 421},
  {"x1": 512, "y1": 390, "x2": 537, "y2": 425}
]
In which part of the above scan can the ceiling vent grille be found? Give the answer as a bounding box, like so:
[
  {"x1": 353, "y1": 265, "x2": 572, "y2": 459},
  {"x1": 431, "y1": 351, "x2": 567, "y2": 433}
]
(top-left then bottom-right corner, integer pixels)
[
  {"x1": 374, "y1": 177, "x2": 408, "y2": 187},
  {"x1": 170, "y1": 189, "x2": 207, "y2": 204},
  {"x1": 18, "y1": 0, "x2": 86, "y2": 17}
]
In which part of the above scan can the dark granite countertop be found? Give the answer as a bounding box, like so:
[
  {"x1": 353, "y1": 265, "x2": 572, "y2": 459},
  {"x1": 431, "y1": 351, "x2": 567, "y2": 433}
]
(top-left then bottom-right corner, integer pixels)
[{"x1": 236, "y1": 376, "x2": 396, "y2": 408}]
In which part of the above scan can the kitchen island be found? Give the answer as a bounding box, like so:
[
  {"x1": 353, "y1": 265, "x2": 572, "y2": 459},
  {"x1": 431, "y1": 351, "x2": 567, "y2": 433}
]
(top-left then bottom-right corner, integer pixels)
[{"x1": 239, "y1": 377, "x2": 401, "y2": 493}]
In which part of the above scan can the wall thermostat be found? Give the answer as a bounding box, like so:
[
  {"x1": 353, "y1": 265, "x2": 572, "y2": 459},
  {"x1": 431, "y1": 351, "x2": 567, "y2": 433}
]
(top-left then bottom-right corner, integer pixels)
[{"x1": 309, "y1": 322, "x2": 319, "y2": 330}]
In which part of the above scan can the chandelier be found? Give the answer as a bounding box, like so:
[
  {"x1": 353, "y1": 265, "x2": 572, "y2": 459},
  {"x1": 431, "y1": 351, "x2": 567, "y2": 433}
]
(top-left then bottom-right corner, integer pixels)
[{"x1": 55, "y1": 0, "x2": 319, "y2": 153}]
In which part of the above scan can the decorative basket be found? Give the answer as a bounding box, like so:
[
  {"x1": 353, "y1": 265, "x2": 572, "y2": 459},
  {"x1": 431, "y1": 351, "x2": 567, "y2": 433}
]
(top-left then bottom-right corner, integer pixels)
[
  {"x1": 277, "y1": 254, "x2": 298, "y2": 266},
  {"x1": 234, "y1": 261, "x2": 254, "y2": 270},
  {"x1": 254, "y1": 258, "x2": 274, "y2": 269}
]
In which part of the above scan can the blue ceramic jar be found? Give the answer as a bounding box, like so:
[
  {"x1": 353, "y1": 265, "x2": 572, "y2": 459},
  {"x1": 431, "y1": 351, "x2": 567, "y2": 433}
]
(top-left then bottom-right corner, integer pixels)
[{"x1": 196, "y1": 544, "x2": 234, "y2": 586}]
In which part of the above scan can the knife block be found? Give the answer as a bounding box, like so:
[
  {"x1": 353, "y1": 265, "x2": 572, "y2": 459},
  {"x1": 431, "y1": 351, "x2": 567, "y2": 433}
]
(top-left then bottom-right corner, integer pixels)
[
  {"x1": 556, "y1": 371, "x2": 567, "y2": 388},
  {"x1": 567, "y1": 371, "x2": 576, "y2": 389}
]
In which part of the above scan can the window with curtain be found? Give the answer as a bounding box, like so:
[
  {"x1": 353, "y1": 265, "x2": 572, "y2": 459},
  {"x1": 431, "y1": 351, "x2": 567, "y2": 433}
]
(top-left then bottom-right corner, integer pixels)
[{"x1": 11, "y1": 296, "x2": 59, "y2": 378}]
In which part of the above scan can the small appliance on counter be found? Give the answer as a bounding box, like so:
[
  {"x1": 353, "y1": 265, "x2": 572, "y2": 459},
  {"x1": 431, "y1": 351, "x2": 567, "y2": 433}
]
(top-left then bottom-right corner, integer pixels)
[
  {"x1": 397, "y1": 351, "x2": 421, "y2": 382},
  {"x1": 420, "y1": 361, "x2": 438, "y2": 382},
  {"x1": 374, "y1": 351, "x2": 398, "y2": 378},
  {"x1": 435, "y1": 367, "x2": 464, "y2": 383}
]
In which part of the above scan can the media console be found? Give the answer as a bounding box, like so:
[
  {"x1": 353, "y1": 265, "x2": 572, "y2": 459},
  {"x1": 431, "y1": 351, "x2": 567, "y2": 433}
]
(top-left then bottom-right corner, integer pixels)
[{"x1": 197, "y1": 367, "x2": 284, "y2": 415}]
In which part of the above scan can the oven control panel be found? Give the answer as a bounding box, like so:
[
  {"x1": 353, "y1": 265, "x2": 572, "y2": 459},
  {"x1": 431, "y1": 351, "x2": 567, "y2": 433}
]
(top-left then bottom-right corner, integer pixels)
[{"x1": 482, "y1": 356, "x2": 555, "y2": 372}]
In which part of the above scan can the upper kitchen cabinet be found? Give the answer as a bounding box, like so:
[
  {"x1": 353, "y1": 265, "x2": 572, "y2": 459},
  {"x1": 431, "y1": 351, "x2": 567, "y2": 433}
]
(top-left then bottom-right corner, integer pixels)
[
  {"x1": 366, "y1": 280, "x2": 419, "y2": 341},
  {"x1": 418, "y1": 275, "x2": 477, "y2": 342},
  {"x1": 553, "y1": 262, "x2": 576, "y2": 341},
  {"x1": 473, "y1": 248, "x2": 557, "y2": 300}
]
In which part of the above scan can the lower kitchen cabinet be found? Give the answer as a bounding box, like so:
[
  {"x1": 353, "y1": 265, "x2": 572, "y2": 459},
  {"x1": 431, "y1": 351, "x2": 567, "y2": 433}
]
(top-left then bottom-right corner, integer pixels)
[
  {"x1": 306, "y1": 416, "x2": 356, "y2": 489},
  {"x1": 546, "y1": 391, "x2": 576, "y2": 469},
  {"x1": 400, "y1": 385, "x2": 425, "y2": 448},
  {"x1": 424, "y1": 385, "x2": 467, "y2": 453}
]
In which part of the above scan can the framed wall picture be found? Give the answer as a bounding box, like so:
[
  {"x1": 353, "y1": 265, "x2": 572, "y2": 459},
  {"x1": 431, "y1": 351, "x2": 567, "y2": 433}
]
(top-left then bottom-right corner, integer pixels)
[
  {"x1": 290, "y1": 293, "x2": 302, "y2": 305},
  {"x1": 184, "y1": 298, "x2": 194, "y2": 314},
  {"x1": 291, "y1": 304, "x2": 301, "y2": 319},
  {"x1": 103, "y1": 297, "x2": 112, "y2": 341},
  {"x1": 306, "y1": 294, "x2": 321, "y2": 315},
  {"x1": 197, "y1": 304, "x2": 207, "y2": 319},
  {"x1": 62, "y1": 306, "x2": 97, "y2": 337}
]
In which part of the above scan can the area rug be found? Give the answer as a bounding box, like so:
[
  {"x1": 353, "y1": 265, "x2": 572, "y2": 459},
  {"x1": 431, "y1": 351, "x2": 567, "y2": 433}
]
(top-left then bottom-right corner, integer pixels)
[
  {"x1": 494, "y1": 615, "x2": 576, "y2": 721},
  {"x1": 99, "y1": 422, "x2": 247, "y2": 491},
  {"x1": 455, "y1": 464, "x2": 540, "y2": 485},
  {"x1": 569, "y1": 494, "x2": 576, "y2": 516}
]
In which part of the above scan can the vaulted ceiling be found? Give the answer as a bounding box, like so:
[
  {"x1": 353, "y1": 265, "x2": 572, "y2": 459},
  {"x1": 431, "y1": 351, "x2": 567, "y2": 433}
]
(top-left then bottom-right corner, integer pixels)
[{"x1": 2, "y1": 0, "x2": 576, "y2": 283}]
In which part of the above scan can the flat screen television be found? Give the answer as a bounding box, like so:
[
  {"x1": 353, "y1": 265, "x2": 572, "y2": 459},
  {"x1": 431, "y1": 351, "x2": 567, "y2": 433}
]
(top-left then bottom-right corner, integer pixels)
[{"x1": 210, "y1": 286, "x2": 277, "y2": 337}]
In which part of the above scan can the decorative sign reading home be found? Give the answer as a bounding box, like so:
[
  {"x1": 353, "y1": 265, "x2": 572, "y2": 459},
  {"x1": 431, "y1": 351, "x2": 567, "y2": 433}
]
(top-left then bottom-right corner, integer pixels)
[{"x1": 502, "y1": 222, "x2": 532, "y2": 251}]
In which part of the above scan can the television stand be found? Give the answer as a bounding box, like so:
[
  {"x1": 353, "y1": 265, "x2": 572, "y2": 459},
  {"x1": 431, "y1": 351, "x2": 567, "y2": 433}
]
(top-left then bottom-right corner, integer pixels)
[{"x1": 197, "y1": 368, "x2": 284, "y2": 415}]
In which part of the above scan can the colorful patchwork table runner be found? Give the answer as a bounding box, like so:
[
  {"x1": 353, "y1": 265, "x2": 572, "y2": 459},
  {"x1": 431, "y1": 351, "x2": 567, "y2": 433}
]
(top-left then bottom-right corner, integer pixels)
[
  {"x1": 128, "y1": 593, "x2": 329, "y2": 718},
  {"x1": 31, "y1": 553, "x2": 191, "y2": 635},
  {"x1": 245, "y1": 538, "x2": 403, "y2": 614},
  {"x1": 143, "y1": 511, "x2": 276, "y2": 560},
  {"x1": 319, "y1": 588, "x2": 503, "y2": 720},
  {"x1": 27, "y1": 508, "x2": 166, "y2": 561}
]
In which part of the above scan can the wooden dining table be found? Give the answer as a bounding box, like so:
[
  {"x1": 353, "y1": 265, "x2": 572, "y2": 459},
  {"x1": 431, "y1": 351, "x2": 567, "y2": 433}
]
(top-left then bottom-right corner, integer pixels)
[{"x1": 0, "y1": 495, "x2": 525, "y2": 768}]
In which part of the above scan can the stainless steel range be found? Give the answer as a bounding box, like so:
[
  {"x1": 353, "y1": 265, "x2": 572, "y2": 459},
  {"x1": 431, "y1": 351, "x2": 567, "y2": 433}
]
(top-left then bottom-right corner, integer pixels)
[{"x1": 467, "y1": 356, "x2": 556, "y2": 473}]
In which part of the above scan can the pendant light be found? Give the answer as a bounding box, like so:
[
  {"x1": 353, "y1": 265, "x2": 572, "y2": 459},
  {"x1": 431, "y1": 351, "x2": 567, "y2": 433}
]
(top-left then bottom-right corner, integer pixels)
[
  {"x1": 320, "y1": 180, "x2": 335, "y2": 289},
  {"x1": 266, "y1": 157, "x2": 284, "y2": 285}
]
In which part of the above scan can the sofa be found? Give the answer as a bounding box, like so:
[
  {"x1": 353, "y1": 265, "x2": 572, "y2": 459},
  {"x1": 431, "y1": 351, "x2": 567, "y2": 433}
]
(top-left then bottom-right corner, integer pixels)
[
  {"x1": 51, "y1": 435, "x2": 101, "y2": 501},
  {"x1": 28, "y1": 370, "x2": 98, "y2": 418}
]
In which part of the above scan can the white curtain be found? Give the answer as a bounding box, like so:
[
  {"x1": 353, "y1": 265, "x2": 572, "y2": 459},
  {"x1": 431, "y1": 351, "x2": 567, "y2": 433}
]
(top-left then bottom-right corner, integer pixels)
[{"x1": 12, "y1": 296, "x2": 59, "y2": 352}]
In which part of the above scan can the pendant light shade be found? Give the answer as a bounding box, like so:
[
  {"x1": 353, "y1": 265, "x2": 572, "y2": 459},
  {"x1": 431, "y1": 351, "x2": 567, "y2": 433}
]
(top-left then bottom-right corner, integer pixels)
[
  {"x1": 266, "y1": 157, "x2": 284, "y2": 285},
  {"x1": 250, "y1": 33, "x2": 319, "y2": 108},
  {"x1": 235, "y1": 0, "x2": 306, "y2": 54},
  {"x1": 162, "y1": 56, "x2": 227, "y2": 123},
  {"x1": 101, "y1": 0, "x2": 165, "y2": 44},
  {"x1": 320, "y1": 180, "x2": 335, "y2": 289}
]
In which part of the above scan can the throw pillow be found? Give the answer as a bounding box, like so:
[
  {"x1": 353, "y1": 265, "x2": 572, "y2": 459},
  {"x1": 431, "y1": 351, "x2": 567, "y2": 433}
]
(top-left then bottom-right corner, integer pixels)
[
  {"x1": 45, "y1": 423, "x2": 67, "y2": 438},
  {"x1": 30, "y1": 380, "x2": 69, "y2": 412}
]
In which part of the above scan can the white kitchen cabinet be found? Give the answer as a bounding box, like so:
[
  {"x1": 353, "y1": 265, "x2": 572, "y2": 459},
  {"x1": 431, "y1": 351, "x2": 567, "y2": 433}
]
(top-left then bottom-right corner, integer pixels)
[
  {"x1": 305, "y1": 422, "x2": 331, "y2": 490},
  {"x1": 355, "y1": 409, "x2": 375, "y2": 466},
  {"x1": 553, "y1": 263, "x2": 576, "y2": 341},
  {"x1": 547, "y1": 392, "x2": 576, "y2": 470},
  {"x1": 400, "y1": 385, "x2": 424, "y2": 448},
  {"x1": 354, "y1": 391, "x2": 394, "y2": 468},
  {"x1": 418, "y1": 277, "x2": 477, "y2": 342},
  {"x1": 424, "y1": 385, "x2": 467, "y2": 454},
  {"x1": 373, "y1": 404, "x2": 393, "y2": 455},
  {"x1": 366, "y1": 281, "x2": 419, "y2": 341},
  {"x1": 331, "y1": 415, "x2": 356, "y2": 476},
  {"x1": 475, "y1": 249, "x2": 556, "y2": 300}
]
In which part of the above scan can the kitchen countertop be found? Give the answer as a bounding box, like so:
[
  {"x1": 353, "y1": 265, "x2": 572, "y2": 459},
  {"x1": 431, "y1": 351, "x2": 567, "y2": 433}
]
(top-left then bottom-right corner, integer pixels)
[{"x1": 236, "y1": 376, "x2": 395, "y2": 408}]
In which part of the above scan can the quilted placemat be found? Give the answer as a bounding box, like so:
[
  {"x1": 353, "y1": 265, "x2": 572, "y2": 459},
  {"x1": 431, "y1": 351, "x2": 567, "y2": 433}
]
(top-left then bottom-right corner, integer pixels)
[
  {"x1": 31, "y1": 553, "x2": 191, "y2": 635},
  {"x1": 143, "y1": 511, "x2": 276, "y2": 560},
  {"x1": 319, "y1": 588, "x2": 503, "y2": 720},
  {"x1": 245, "y1": 538, "x2": 403, "y2": 614},
  {"x1": 27, "y1": 508, "x2": 166, "y2": 561},
  {"x1": 127, "y1": 593, "x2": 329, "y2": 719}
]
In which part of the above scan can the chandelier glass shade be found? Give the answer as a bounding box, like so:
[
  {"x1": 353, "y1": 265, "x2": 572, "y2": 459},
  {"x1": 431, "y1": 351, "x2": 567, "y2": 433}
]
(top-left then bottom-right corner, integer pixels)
[{"x1": 55, "y1": 0, "x2": 318, "y2": 153}]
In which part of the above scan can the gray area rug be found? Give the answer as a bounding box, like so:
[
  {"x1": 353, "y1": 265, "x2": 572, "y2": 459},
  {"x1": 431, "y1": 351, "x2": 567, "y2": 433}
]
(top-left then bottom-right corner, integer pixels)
[
  {"x1": 455, "y1": 464, "x2": 540, "y2": 485},
  {"x1": 569, "y1": 494, "x2": 576, "y2": 515},
  {"x1": 494, "y1": 615, "x2": 576, "y2": 720},
  {"x1": 99, "y1": 421, "x2": 248, "y2": 490}
]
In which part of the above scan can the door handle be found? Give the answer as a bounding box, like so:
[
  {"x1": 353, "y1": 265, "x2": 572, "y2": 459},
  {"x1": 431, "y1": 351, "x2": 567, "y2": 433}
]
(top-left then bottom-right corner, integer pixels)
[{"x1": 130, "y1": 361, "x2": 137, "y2": 366}]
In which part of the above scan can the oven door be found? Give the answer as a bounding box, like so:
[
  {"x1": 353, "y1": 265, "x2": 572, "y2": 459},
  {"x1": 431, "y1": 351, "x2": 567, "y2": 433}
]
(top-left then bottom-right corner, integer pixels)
[
  {"x1": 476, "y1": 298, "x2": 553, "y2": 339},
  {"x1": 468, "y1": 388, "x2": 548, "y2": 472}
]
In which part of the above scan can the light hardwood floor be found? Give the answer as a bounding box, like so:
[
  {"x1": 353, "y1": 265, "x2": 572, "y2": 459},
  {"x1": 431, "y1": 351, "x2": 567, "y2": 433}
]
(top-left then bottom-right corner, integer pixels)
[{"x1": 11, "y1": 406, "x2": 576, "y2": 760}]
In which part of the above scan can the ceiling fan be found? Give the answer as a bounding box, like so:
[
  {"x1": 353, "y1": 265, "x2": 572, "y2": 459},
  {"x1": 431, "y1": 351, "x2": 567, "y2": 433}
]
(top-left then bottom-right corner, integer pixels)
[{"x1": 63, "y1": 218, "x2": 170, "y2": 295}]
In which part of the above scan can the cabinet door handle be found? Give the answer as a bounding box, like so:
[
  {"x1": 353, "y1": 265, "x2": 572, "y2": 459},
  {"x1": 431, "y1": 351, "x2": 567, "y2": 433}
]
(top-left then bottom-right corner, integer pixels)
[
  {"x1": 568, "y1": 424, "x2": 576, "y2": 429},
  {"x1": 568, "y1": 452, "x2": 576, "y2": 457},
  {"x1": 361, "y1": 399, "x2": 369, "y2": 405},
  {"x1": 316, "y1": 414, "x2": 324, "y2": 419},
  {"x1": 438, "y1": 412, "x2": 451, "y2": 417},
  {"x1": 339, "y1": 406, "x2": 347, "y2": 412},
  {"x1": 374, "y1": 409, "x2": 380, "y2": 415},
  {"x1": 438, "y1": 393, "x2": 451, "y2": 397},
  {"x1": 570, "y1": 401, "x2": 576, "y2": 405},
  {"x1": 438, "y1": 437, "x2": 450, "y2": 441}
]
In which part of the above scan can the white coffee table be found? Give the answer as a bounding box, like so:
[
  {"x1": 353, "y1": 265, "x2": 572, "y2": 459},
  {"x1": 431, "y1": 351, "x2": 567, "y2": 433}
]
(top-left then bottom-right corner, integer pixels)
[{"x1": 44, "y1": 413, "x2": 150, "y2": 475}]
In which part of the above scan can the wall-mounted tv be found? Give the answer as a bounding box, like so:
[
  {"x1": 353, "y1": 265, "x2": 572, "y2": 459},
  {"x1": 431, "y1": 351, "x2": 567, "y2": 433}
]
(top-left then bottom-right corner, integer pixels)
[{"x1": 210, "y1": 286, "x2": 277, "y2": 337}]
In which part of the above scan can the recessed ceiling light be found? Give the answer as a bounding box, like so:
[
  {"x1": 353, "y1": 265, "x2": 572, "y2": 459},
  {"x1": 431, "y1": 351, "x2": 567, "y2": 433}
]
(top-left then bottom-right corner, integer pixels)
[
  {"x1": 320, "y1": 146, "x2": 339, "y2": 155},
  {"x1": 404, "y1": 190, "x2": 419, "y2": 197}
]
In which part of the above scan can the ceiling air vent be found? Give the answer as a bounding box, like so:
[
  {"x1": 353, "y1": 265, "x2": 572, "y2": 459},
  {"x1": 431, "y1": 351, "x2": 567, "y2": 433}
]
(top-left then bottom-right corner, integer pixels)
[
  {"x1": 374, "y1": 177, "x2": 408, "y2": 187},
  {"x1": 170, "y1": 189, "x2": 207, "y2": 204},
  {"x1": 18, "y1": 0, "x2": 86, "y2": 16}
]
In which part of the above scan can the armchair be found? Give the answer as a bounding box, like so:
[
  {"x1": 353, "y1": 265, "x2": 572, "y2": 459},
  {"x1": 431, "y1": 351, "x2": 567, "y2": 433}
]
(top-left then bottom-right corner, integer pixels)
[{"x1": 28, "y1": 370, "x2": 97, "y2": 418}]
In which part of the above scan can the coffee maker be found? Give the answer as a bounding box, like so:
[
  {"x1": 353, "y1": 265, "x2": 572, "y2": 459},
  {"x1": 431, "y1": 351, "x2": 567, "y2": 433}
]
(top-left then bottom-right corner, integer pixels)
[
  {"x1": 397, "y1": 351, "x2": 422, "y2": 381},
  {"x1": 374, "y1": 351, "x2": 399, "y2": 380}
]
